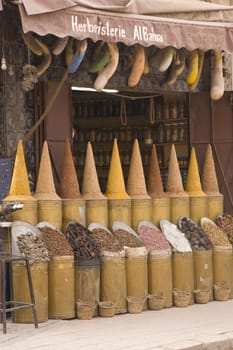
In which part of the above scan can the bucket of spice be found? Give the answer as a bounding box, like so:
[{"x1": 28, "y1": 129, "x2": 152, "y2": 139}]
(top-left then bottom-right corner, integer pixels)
[
  {"x1": 148, "y1": 293, "x2": 166, "y2": 311},
  {"x1": 193, "y1": 289, "x2": 210, "y2": 304},
  {"x1": 214, "y1": 282, "x2": 231, "y2": 301},
  {"x1": 98, "y1": 301, "x2": 116, "y2": 317},
  {"x1": 127, "y1": 296, "x2": 147, "y2": 314},
  {"x1": 76, "y1": 299, "x2": 97, "y2": 320},
  {"x1": 173, "y1": 289, "x2": 191, "y2": 307}
]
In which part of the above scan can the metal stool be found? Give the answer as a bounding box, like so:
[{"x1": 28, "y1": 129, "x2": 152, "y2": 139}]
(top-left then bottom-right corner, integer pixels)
[{"x1": 0, "y1": 255, "x2": 38, "y2": 334}]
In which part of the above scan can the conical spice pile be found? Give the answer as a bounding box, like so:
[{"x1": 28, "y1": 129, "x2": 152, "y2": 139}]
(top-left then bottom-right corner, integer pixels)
[
  {"x1": 34, "y1": 141, "x2": 61, "y2": 200},
  {"x1": 105, "y1": 138, "x2": 129, "y2": 199},
  {"x1": 202, "y1": 144, "x2": 221, "y2": 195},
  {"x1": 186, "y1": 147, "x2": 206, "y2": 196},
  {"x1": 82, "y1": 141, "x2": 106, "y2": 200},
  {"x1": 148, "y1": 144, "x2": 166, "y2": 198},
  {"x1": 59, "y1": 138, "x2": 82, "y2": 199},
  {"x1": 126, "y1": 139, "x2": 150, "y2": 199},
  {"x1": 166, "y1": 144, "x2": 188, "y2": 197}
]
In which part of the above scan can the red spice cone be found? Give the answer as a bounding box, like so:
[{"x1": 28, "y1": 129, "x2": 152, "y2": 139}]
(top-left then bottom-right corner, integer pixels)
[
  {"x1": 82, "y1": 141, "x2": 106, "y2": 200},
  {"x1": 105, "y1": 138, "x2": 129, "y2": 199},
  {"x1": 126, "y1": 139, "x2": 150, "y2": 199},
  {"x1": 166, "y1": 144, "x2": 187, "y2": 196},
  {"x1": 148, "y1": 144, "x2": 166, "y2": 198},
  {"x1": 59, "y1": 138, "x2": 82, "y2": 199}
]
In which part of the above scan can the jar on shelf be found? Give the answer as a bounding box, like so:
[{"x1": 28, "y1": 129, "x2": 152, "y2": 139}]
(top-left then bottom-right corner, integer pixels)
[
  {"x1": 171, "y1": 125, "x2": 178, "y2": 142},
  {"x1": 169, "y1": 103, "x2": 178, "y2": 119},
  {"x1": 178, "y1": 103, "x2": 185, "y2": 119},
  {"x1": 125, "y1": 129, "x2": 133, "y2": 142},
  {"x1": 178, "y1": 125, "x2": 185, "y2": 142},
  {"x1": 157, "y1": 124, "x2": 164, "y2": 143},
  {"x1": 162, "y1": 103, "x2": 170, "y2": 120},
  {"x1": 119, "y1": 129, "x2": 126, "y2": 142},
  {"x1": 143, "y1": 128, "x2": 153, "y2": 145}
]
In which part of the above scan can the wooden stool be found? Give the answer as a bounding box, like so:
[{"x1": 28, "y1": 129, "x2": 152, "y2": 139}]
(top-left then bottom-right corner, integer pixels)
[{"x1": 0, "y1": 254, "x2": 38, "y2": 334}]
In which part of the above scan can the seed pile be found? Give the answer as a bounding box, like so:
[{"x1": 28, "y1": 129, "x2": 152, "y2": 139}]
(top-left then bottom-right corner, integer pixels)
[
  {"x1": 179, "y1": 217, "x2": 213, "y2": 250},
  {"x1": 38, "y1": 226, "x2": 73, "y2": 257},
  {"x1": 113, "y1": 229, "x2": 144, "y2": 248},
  {"x1": 138, "y1": 224, "x2": 170, "y2": 251},
  {"x1": 200, "y1": 219, "x2": 231, "y2": 247},
  {"x1": 65, "y1": 221, "x2": 100, "y2": 259},
  {"x1": 16, "y1": 232, "x2": 50, "y2": 264},
  {"x1": 217, "y1": 214, "x2": 233, "y2": 245},
  {"x1": 90, "y1": 228, "x2": 122, "y2": 252}
]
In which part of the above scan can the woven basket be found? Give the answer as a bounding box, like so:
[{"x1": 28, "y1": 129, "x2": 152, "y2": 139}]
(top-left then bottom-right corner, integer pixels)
[
  {"x1": 76, "y1": 300, "x2": 96, "y2": 320},
  {"x1": 173, "y1": 289, "x2": 191, "y2": 307},
  {"x1": 148, "y1": 294, "x2": 166, "y2": 311},
  {"x1": 193, "y1": 289, "x2": 210, "y2": 304},
  {"x1": 98, "y1": 301, "x2": 116, "y2": 318},
  {"x1": 214, "y1": 283, "x2": 231, "y2": 301},
  {"x1": 127, "y1": 296, "x2": 146, "y2": 314}
]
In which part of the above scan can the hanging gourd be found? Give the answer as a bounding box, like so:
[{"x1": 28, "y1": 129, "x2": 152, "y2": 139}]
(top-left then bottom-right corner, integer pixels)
[
  {"x1": 128, "y1": 44, "x2": 145, "y2": 87},
  {"x1": 210, "y1": 51, "x2": 224, "y2": 101},
  {"x1": 186, "y1": 49, "x2": 199, "y2": 85},
  {"x1": 166, "y1": 48, "x2": 186, "y2": 86},
  {"x1": 189, "y1": 49, "x2": 205, "y2": 91}
]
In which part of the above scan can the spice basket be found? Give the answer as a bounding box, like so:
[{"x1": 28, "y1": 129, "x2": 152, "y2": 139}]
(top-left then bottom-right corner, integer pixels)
[
  {"x1": 98, "y1": 301, "x2": 116, "y2": 317},
  {"x1": 76, "y1": 299, "x2": 97, "y2": 320},
  {"x1": 127, "y1": 296, "x2": 146, "y2": 314},
  {"x1": 193, "y1": 289, "x2": 210, "y2": 304},
  {"x1": 148, "y1": 294, "x2": 166, "y2": 311},
  {"x1": 214, "y1": 283, "x2": 231, "y2": 301},
  {"x1": 173, "y1": 289, "x2": 191, "y2": 307}
]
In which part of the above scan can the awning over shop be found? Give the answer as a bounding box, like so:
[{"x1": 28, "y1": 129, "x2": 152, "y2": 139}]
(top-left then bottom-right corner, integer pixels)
[{"x1": 18, "y1": 0, "x2": 233, "y2": 52}]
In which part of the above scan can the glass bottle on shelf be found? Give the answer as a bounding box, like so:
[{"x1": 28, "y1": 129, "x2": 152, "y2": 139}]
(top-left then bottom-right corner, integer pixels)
[{"x1": 169, "y1": 103, "x2": 177, "y2": 119}]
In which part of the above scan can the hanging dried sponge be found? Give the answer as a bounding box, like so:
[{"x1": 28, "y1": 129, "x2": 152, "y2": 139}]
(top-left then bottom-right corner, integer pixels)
[
  {"x1": 186, "y1": 147, "x2": 206, "y2": 196},
  {"x1": 82, "y1": 142, "x2": 106, "y2": 200},
  {"x1": 202, "y1": 144, "x2": 221, "y2": 195},
  {"x1": 166, "y1": 144, "x2": 187, "y2": 197},
  {"x1": 105, "y1": 138, "x2": 129, "y2": 199},
  {"x1": 148, "y1": 144, "x2": 166, "y2": 198},
  {"x1": 59, "y1": 138, "x2": 82, "y2": 199},
  {"x1": 126, "y1": 139, "x2": 150, "y2": 199}
]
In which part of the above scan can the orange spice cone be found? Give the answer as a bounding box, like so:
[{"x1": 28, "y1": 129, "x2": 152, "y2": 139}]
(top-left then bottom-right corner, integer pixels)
[
  {"x1": 148, "y1": 144, "x2": 166, "y2": 198},
  {"x1": 34, "y1": 141, "x2": 60, "y2": 200},
  {"x1": 59, "y1": 138, "x2": 82, "y2": 199},
  {"x1": 126, "y1": 139, "x2": 150, "y2": 199},
  {"x1": 82, "y1": 141, "x2": 106, "y2": 200},
  {"x1": 202, "y1": 144, "x2": 220, "y2": 195},
  {"x1": 105, "y1": 138, "x2": 129, "y2": 199},
  {"x1": 6, "y1": 139, "x2": 32, "y2": 199},
  {"x1": 166, "y1": 144, "x2": 187, "y2": 196},
  {"x1": 186, "y1": 147, "x2": 205, "y2": 196}
]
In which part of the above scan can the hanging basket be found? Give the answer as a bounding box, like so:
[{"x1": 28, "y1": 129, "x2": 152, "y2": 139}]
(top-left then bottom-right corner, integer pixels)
[
  {"x1": 76, "y1": 299, "x2": 96, "y2": 320},
  {"x1": 214, "y1": 282, "x2": 231, "y2": 301},
  {"x1": 173, "y1": 289, "x2": 191, "y2": 307},
  {"x1": 193, "y1": 289, "x2": 210, "y2": 304},
  {"x1": 127, "y1": 296, "x2": 147, "y2": 314},
  {"x1": 98, "y1": 301, "x2": 116, "y2": 318},
  {"x1": 148, "y1": 293, "x2": 166, "y2": 311}
]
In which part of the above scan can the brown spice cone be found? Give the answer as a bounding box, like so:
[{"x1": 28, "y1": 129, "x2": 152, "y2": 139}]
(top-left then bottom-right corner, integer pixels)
[
  {"x1": 7, "y1": 139, "x2": 32, "y2": 198},
  {"x1": 35, "y1": 141, "x2": 60, "y2": 200},
  {"x1": 202, "y1": 144, "x2": 220, "y2": 195},
  {"x1": 148, "y1": 144, "x2": 166, "y2": 198},
  {"x1": 82, "y1": 141, "x2": 106, "y2": 200},
  {"x1": 186, "y1": 147, "x2": 206, "y2": 196},
  {"x1": 59, "y1": 138, "x2": 82, "y2": 199},
  {"x1": 126, "y1": 139, "x2": 150, "y2": 199},
  {"x1": 166, "y1": 144, "x2": 188, "y2": 197},
  {"x1": 105, "y1": 138, "x2": 129, "y2": 199}
]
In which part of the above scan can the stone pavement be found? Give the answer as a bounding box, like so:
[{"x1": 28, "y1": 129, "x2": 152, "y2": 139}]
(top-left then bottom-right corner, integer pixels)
[{"x1": 1, "y1": 300, "x2": 233, "y2": 350}]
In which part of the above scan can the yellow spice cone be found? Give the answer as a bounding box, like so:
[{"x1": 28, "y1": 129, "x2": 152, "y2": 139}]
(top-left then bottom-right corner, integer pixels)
[
  {"x1": 186, "y1": 147, "x2": 205, "y2": 196},
  {"x1": 202, "y1": 144, "x2": 220, "y2": 195},
  {"x1": 105, "y1": 138, "x2": 129, "y2": 199},
  {"x1": 34, "y1": 141, "x2": 60, "y2": 200},
  {"x1": 127, "y1": 139, "x2": 150, "y2": 199},
  {"x1": 5, "y1": 139, "x2": 33, "y2": 200},
  {"x1": 59, "y1": 138, "x2": 82, "y2": 199},
  {"x1": 166, "y1": 144, "x2": 187, "y2": 196},
  {"x1": 148, "y1": 144, "x2": 166, "y2": 198},
  {"x1": 82, "y1": 141, "x2": 106, "y2": 200}
]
